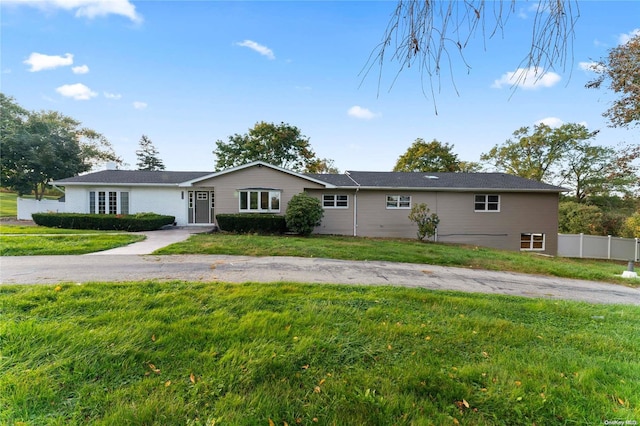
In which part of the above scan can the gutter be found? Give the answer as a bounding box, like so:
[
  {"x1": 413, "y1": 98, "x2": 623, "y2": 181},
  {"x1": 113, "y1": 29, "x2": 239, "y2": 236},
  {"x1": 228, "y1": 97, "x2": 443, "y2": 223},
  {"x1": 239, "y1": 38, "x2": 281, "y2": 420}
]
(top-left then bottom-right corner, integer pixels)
[{"x1": 345, "y1": 171, "x2": 361, "y2": 237}]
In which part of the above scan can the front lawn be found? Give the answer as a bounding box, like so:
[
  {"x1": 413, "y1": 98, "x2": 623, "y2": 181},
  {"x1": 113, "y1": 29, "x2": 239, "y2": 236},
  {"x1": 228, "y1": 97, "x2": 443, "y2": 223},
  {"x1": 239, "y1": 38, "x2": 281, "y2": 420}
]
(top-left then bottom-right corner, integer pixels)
[
  {"x1": 1, "y1": 281, "x2": 638, "y2": 425},
  {"x1": 0, "y1": 225, "x2": 145, "y2": 255},
  {"x1": 157, "y1": 233, "x2": 637, "y2": 286}
]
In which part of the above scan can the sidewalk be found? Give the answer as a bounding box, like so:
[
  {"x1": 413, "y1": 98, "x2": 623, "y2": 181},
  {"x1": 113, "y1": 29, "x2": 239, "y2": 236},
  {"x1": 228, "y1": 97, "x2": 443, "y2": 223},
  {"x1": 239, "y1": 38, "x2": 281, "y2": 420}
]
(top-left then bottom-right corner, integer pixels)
[{"x1": 86, "y1": 226, "x2": 213, "y2": 255}]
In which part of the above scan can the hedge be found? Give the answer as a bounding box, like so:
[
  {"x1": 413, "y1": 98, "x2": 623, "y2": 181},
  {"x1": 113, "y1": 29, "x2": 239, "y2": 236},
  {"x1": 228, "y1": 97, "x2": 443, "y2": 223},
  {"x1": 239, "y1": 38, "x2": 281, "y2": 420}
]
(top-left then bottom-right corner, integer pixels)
[
  {"x1": 216, "y1": 213, "x2": 287, "y2": 234},
  {"x1": 32, "y1": 213, "x2": 175, "y2": 231}
]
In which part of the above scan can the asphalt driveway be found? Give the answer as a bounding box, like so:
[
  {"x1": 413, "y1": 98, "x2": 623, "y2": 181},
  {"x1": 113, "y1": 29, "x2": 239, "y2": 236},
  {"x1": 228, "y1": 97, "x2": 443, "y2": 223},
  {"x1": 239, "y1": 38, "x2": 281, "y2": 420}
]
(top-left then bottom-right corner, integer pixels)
[{"x1": 2, "y1": 253, "x2": 639, "y2": 305}]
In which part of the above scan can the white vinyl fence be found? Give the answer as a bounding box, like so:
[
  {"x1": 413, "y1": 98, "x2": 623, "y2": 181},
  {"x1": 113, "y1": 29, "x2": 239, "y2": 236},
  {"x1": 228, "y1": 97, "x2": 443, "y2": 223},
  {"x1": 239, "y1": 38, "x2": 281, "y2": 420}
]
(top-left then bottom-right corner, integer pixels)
[
  {"x1": 17, "y1": 198, "x2": 66, "y2": 220},
  {"x1": 558, "y1": 233, "x2": 639, "y2": 261}
]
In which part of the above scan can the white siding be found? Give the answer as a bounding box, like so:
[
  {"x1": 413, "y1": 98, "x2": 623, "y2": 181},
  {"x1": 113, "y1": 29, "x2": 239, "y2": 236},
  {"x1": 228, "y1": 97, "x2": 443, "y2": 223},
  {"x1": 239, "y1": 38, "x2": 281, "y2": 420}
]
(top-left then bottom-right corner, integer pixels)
[{"x1": 63, "y1": 186, "x2": 187, "y2": 225}]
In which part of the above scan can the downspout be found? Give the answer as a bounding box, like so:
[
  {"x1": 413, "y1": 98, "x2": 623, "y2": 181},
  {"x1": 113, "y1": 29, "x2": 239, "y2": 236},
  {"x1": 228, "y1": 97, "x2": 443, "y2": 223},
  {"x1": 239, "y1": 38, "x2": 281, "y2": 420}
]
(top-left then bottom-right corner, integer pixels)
[{"x1": 345, "y1": 171, "x2": 360, "y2": 237}]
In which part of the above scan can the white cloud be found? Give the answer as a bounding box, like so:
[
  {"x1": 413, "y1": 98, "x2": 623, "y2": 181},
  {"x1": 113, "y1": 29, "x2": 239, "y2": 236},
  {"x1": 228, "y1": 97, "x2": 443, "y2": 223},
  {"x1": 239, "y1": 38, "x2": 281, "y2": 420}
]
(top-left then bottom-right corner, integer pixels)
[
  {"x1": 347, "y1": 105, "x2": 381, "y2": 120},
  {"x1": 5, "y1": 0, "x2": 142, "y2": 23},
  {"x1": 534, "y1": 117, "x2": 564, "y2": 128},
  {"x1": 55, "y1": 83, "x2": 97, "y2": 100},
  {"x1": 133, "y1": 101, "x2": 148, "y2": 110},
  {"x1": 24, "y1": 52, "x2": 73, "y2": 72},
  {"x1": 235, "y1": 40, "x2": 275, "y2": 60},
  {"x1": 72, "y1": 64, "x2": 89, "y2": 74},
  {"x1": 491, "y1": 67, "x2": 561, "y2": 90},
  {"x1": 534, "y1": 117, "x2": 588, "y2": 128},
  {"x1": 619, "y1": 28, "x2": 640, "y2": 45},
  {"x1": 104, "y1": 91, "x2": 122, "y2": 100}
]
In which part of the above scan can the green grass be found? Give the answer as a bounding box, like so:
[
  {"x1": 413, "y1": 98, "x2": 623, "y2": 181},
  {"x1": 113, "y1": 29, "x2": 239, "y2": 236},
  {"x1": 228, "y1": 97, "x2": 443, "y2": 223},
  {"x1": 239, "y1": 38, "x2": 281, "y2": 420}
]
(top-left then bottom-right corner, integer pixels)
[
  {"x1": 0, "y1": 191, "x2": 18, "y2": 217},
  {"x1": 157, "y1": 234, "x2": 638, "y2": 286},
  {"x1": 1, "y1": 281, "x2": 638, "y2": 425},
  {"x1": 0, "y1": 226, "x2": 145, "y2": 255},
  {"x1": 0, "y1": 234, "x2": 145, "y2": 255}
]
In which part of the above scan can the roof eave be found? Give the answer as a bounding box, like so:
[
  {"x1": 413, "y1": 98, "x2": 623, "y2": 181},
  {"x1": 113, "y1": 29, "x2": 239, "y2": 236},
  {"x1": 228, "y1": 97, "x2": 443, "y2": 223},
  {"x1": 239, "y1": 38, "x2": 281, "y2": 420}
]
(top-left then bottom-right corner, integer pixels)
[
  {"x1": 179, "y1": 161, "x2": 337, "y2": 188},
  {"x1": 347, "y1": 186, "x2": 567, "y2": 192}
]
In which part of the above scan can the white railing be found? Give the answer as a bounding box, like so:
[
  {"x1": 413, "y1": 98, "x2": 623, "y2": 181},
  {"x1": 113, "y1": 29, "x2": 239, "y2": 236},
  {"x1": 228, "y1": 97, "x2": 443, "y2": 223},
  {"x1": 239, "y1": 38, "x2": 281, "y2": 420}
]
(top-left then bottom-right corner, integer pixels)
[
  {"x1": 17, "y1": 198, "x2": 66, "y2": 220},
  {"x1": 558, "y1": 233, "x2": 639, "y2": 261}
]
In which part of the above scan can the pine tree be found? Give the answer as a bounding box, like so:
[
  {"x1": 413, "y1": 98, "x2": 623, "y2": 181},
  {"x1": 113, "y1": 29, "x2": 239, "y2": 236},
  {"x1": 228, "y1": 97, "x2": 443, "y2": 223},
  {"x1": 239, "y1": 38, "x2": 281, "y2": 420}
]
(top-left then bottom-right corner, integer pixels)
[{"x1": 136, "y1": 135, "x2": 165, "y2": 171}]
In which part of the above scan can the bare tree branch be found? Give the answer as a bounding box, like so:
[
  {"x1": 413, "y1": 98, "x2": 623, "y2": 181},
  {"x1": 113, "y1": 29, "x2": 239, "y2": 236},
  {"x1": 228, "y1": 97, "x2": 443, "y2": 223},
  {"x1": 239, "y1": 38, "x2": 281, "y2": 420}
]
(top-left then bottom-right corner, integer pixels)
[{"x1": 362, "y1": 0, "x2": 579, "y2": 111}]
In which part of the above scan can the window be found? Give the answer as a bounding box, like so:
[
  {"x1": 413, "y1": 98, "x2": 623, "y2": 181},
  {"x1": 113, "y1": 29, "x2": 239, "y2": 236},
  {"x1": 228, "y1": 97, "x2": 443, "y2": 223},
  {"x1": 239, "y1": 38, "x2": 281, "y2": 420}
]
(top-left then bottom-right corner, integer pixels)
[
  {"x1": 120, "y1": 192, "x2": 129, "y2": 215},
  {"x1": 386, "y1": 195, "x2": 411, "y2": 209},
  {"x1": 521, "y1": 233, "x2": 545, "y2": 251},
  {"x1": 108, "y1": 191, "x2": 117, "y2": 214},
  {"x1": 474, "y1": 194, "x2": 500, "y2": 212},
  {"x1": 89, "y1": 191, "x2": 129, "y2": 215},
  {"x1": 323, "y1": 194, "x2": 348, "y2": 208},
  {"x1": 239, "y1": 190, "x2": 281, "y2": 212},
  {"x1": 98, "y1": 191, "x2": 106, "y2": 214}
]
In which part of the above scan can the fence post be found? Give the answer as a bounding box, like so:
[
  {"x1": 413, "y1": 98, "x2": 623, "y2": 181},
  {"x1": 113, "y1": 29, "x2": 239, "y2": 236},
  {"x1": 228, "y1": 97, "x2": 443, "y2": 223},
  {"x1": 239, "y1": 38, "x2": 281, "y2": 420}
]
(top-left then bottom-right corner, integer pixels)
[
  {"x1": 607, "y1": 235, "x2": 612, "y2": 260},
  {"x1": 636, "y1": 238, "x2": 639, "y2": 262},
  {"x1": 579, "y1": 233, "x2": 584, "y2": 258}
]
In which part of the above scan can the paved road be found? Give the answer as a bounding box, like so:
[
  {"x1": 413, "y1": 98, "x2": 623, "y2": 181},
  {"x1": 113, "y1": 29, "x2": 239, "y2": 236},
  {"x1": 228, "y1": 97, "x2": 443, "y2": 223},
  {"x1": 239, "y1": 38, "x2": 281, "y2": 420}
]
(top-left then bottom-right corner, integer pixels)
[{"x1": 1, "y1": 254, "x2": 639, "y2": 305}]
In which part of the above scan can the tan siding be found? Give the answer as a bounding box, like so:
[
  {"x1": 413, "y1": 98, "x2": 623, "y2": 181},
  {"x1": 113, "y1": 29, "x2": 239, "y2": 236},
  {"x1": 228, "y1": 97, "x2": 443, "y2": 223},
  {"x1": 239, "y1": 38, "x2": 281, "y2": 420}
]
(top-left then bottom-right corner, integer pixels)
[
  {"x1": 352, "y1": 190, "x2": 559, "y2": 254},
  {"x1": 191, "y1": 166, "x2": 325, "y2": 223},
  {"x1": 306, "y1": 189, "x2": 356, "y2": 235},
  {"x1": 187, "y1": 165, "x2": 560, "y2": 254}
]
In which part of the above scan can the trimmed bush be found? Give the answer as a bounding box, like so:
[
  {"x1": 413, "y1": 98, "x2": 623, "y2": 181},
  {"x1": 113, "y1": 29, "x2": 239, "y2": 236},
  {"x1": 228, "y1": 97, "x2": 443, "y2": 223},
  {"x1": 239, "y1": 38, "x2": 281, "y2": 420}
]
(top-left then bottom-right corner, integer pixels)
[
  {"x1": 216, "y1": 213, "x2": 287, "y2": 234},
  {"x1": 32, "y1": 213, "x2": 175, "y2": 231},
  {"x1": 285, "y1": 192, "x2": 324, "y2": 237}
]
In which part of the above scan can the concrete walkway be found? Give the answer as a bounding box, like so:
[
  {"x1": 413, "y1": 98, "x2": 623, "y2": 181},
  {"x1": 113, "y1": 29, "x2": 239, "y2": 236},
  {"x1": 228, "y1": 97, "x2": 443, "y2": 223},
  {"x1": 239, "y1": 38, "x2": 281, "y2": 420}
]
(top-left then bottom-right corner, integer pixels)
[{"x1": 86, "y1": 226, "x2": 211, "y2": 255}]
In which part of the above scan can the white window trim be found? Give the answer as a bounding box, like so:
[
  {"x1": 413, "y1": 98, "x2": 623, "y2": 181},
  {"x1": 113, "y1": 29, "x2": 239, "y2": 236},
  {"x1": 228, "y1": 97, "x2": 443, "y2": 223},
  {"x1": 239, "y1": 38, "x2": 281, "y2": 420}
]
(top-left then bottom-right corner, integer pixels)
[
  {"x1": 386, "y1": 195, "x2": 412, "y2": 209},
  {"x1": 323, "y1": 194, "x2": 349, "y2": 209},
  {"x1": 474, "y1": 194, "x2": 501, "y2": 212},
  {"x1": 89, "y1": 190, "x2": 130, "y2": 215},
  {"x1": 520, "y1": 233, "x2": 546, "y2": 251},
  {"x1": 238, "y1": 189, "x2": 281, "y2": 213}
]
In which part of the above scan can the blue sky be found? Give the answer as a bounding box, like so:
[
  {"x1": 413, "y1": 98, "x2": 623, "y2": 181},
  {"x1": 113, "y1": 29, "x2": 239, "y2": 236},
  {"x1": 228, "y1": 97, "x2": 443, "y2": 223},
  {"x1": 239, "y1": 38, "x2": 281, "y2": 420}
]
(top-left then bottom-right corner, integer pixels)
[{"x1": 1, "y1": 0, "x2": 638, "y2": 173}]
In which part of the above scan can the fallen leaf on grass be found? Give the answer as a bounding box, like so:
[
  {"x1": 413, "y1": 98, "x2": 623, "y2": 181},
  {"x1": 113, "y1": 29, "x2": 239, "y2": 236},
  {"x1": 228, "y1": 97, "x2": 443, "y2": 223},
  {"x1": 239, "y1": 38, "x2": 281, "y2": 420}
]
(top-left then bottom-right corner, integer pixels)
[
  {"x1": 165, "y1": 380, "x2": 171, "y2": 387},
  {"x1": 190, "y1": 372, "x2": 196, "y2": 384},
  {"x1": 148, "y1": 363, "x2": 161, "y2": 374},
  {"x1": 151, "y1": 334, "x2": 156, "y2": 342},
  {"x1": 54, "y1": 285, "x2": 62, "y2": 292},
  {"x1": 268, "y1": 419, "x2": 275, "y2": 426}
]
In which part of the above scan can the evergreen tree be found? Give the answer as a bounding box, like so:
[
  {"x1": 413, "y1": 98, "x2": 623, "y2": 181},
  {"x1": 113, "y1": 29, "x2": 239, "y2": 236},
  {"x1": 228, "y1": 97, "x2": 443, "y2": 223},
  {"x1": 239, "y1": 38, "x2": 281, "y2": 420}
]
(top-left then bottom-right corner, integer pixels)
[{"x1": 136, "y1": 135, "x2": 165, "y2": 171}]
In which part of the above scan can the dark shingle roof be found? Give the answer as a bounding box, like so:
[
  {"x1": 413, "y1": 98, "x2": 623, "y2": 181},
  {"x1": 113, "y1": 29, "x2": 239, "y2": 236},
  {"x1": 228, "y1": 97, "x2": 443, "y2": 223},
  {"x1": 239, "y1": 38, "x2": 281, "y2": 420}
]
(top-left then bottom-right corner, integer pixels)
[
  {"x1": 55, "y1": 167, "x2": 565, "y2": 192},
  {"x1": 54, "y1": 170, "x2": 212, "y2": 185},
  {"x1": 308, "y1": 171, "x2": 566, "y2": 192}
]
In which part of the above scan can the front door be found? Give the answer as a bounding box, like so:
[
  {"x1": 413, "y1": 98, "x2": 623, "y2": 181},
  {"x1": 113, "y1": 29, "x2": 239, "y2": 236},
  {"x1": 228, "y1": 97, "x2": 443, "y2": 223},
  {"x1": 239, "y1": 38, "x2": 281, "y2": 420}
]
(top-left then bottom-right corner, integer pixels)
[{"x1": 188, "y1": 190, "x2": 214, "y2": 224}]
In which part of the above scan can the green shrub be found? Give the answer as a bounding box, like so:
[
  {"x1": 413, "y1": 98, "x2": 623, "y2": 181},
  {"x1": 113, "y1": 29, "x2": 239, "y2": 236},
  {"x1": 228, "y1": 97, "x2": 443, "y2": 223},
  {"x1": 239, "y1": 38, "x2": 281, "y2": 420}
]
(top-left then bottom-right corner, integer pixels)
[
  {"x1": 215, "y1": 213, "x2": 287, "y2": 234},
  {"x1": 31, "y1": 213, "x2": 175, "y2": 231},
  {"x1": 408, "y1": 203, "x2": 440, "y2": 241},
  {"x1": 285, "y1": 192, "x2": 324, "y2": 237}
]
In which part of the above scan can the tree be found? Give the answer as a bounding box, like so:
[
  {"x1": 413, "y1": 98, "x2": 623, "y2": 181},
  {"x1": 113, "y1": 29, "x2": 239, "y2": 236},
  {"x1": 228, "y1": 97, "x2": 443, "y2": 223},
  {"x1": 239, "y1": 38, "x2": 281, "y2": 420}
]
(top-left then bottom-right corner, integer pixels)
[
  {"x1": 0, "y1": 94, "x2": 121, "y2": 199},
  {"x1": 480, "y1": 123, "x2": 597, "y2": 182},
  {"x1": 136, "y1": 135, "x2": 166, "y2": 171},
  {"x1": 213, "y1": 122, "x2": 322, "y2": 172},
  {"x1": 285, "y1": 192, "x2": 324, "y2": 237},
  {"x1": 560, "y1": 142, "x2": 639, "y2": 201},
  {"x1": 306, "y1": 158, "x2": 340, "y2": 174},
  {"x1": 586, "y1": 33, "x2": 640, "y2": 128},
  {"x1": 621, "y1": 211, "x2": 640, "y2": 238},
  {"x1": 408, "y1": 202, "x2": 440, "y2": 241},
  {"x1": 365, "y1": 0, "x2": 578, "y2": 106},
  {"x1": 394, "y1": 139, "x2": 461, "y2": 172},
  {"x1": 558, "y1": 201, "x2": 604, "y2": 235}
]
